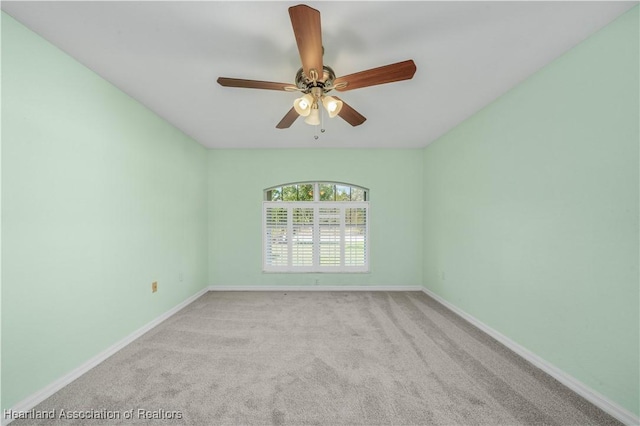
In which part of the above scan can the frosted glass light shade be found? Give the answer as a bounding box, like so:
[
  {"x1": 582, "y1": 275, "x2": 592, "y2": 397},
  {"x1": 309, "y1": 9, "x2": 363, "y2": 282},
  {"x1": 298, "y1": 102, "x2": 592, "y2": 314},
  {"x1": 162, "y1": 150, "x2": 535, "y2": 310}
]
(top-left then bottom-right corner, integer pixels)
[
  {"x1": 322, "y1": 96, "x2": 343, "y2": 118},
  {"x1": 293, "y1": 94, "x2": 314, "y2": 117},
  {"x1": 304, "y1": 108, "x2": 320, "y2": 125}
]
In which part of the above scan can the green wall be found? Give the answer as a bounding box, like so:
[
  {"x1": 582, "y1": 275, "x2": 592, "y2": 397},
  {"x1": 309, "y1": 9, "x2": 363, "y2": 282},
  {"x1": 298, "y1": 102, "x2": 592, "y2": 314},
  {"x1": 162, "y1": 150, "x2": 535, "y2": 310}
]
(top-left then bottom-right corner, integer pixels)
[
  {"x1": 1, "y1": 13, "x2": 209, "y2": 410},
  {"x1": 208, "y1": 149, "x2": 423, "y2": 287},
  {"x1": 422, "y1": 7, "x2": 639, "y2": 416}
]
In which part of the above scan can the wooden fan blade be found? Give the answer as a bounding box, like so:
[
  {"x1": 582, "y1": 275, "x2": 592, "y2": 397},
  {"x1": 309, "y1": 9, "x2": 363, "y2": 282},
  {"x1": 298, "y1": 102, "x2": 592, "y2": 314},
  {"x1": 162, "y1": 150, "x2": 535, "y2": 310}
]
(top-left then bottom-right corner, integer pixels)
[
  {"x1": 289, "y1": 5, "x2": 323, "y2": 81},
  {"x1": 334, "y1": 60, "x2": 417, "y2": 91},
  {"x1": 334, "y1": 97, "x2": 366, "y2": 126},
  {"x1": 276, "y1": 107, "x2": 299, "y2": 129},
  {"x1": 217, "y1": 77, "x2": 292, "y2": 91}
]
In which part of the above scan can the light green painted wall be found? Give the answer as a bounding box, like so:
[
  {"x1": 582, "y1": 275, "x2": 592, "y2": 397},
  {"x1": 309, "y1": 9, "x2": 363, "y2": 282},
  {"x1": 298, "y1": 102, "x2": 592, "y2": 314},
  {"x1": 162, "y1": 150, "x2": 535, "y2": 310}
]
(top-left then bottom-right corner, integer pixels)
[
  {"x1": 1, "y1": 13, "x2": 209, "y2": 410},
  {"x1": 2, "y1": 3, "x2": 638, "y2": 420},
  {"x1": 208, "y1": 149, "x2": 423, "y2": 287},
  {"x1": 422, "y1": 7, "x2": 639, "y2": 416}
]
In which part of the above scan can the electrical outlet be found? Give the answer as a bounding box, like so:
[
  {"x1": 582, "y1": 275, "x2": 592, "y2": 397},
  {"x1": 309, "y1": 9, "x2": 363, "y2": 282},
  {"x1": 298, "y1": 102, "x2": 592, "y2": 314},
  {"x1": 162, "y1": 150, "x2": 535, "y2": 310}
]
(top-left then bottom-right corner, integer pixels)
[
  {"x1": 179, "y1": 272, "x2": 183, "y2": 282},
  {"x1": 152, "y1": 281, "x2": 158, "y2": 293},
  {"x1": 315, "y1": 278, "x2": 320, "y2": 285}
]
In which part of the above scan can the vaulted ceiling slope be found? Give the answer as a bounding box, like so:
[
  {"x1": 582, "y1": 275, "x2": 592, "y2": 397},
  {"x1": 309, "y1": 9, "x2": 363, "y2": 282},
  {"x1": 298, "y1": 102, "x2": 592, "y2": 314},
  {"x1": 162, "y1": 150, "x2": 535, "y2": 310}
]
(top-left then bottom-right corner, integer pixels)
[{"x1": 2, "y1": 1, "x2": 636, "y2": 149}]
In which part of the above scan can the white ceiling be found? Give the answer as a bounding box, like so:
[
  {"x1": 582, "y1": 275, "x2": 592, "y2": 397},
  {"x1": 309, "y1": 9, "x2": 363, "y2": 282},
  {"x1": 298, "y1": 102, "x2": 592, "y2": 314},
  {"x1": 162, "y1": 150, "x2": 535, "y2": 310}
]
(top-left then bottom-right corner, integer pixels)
[{"x1": 2, "y1": 1, "x2": 636, "y2": 149}]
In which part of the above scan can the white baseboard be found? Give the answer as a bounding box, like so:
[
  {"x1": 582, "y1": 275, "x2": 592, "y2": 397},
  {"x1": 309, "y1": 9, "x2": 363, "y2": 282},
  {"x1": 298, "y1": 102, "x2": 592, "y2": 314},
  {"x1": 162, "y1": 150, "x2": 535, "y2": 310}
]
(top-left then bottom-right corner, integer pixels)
[
  {"x1": 207, "y1": 285, "x2": 423, "y2": 292},
  {"x1": 421, "y1": 287, "x2": 639, "y2": 426},
  {"x1": 2, "y1": 286, "x2": 209, "y2": 426}
]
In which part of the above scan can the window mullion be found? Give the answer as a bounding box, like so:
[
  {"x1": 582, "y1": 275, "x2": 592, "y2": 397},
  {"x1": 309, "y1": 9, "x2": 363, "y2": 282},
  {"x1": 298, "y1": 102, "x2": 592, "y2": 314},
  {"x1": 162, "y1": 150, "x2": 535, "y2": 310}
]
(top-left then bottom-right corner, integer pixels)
[
  {"x1": 340, "y1": 205, "x2": 346, "y2": 267},
  {"x1": 365, "y1": 205, "x2": 369, "y2": 269},
  {"x1": 313, "y1": 204, "x2": 320, "y2": 268},
  {"x1": 287, "y1": 206, "x2": 293, "y2": 268}
]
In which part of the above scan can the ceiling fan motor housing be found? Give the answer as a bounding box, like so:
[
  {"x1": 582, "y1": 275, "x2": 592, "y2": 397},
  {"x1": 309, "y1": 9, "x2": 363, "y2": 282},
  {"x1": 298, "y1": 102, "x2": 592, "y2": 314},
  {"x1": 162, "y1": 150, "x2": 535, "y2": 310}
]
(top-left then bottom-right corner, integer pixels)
[{"x1": 295, "y1": 65, "x2": 336, "y2": 94}]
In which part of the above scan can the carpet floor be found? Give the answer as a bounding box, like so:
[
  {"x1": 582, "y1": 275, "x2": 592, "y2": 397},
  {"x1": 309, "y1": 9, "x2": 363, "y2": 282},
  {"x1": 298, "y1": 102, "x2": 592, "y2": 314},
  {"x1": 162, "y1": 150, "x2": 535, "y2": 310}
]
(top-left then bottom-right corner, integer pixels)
[{"x1": 12, "y1": 291, "x2": 620, "y2": 425}]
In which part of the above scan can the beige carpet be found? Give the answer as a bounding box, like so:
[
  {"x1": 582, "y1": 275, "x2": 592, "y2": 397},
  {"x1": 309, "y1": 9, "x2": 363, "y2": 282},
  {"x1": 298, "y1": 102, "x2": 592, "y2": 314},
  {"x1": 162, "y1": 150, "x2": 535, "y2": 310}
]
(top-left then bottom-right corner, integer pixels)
[{"x1": 12, "y1": 291, "x2": 620, "y2": 425}]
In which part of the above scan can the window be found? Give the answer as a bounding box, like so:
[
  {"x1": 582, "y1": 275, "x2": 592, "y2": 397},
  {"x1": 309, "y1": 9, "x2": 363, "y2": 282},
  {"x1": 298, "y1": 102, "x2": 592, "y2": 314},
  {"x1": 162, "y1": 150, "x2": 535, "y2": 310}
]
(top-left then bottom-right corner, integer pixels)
[{"x1": 263, "y1": 182, "x2": 369, "y2": 272}]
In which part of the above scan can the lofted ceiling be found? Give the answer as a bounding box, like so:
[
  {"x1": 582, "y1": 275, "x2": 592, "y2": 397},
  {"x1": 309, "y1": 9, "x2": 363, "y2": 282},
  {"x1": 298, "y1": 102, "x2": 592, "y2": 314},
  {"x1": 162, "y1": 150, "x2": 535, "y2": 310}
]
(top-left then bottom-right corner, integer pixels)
[{"x1": 2, "y1": 1, "x2": 636, "y2": 149}]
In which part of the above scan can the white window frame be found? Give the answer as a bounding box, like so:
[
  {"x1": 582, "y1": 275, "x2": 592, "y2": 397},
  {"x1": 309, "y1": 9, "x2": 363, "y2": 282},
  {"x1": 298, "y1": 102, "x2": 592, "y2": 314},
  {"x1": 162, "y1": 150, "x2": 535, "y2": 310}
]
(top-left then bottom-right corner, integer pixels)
[{"x1": 262, "y1": 182, "x2": 369, "y2": 273}]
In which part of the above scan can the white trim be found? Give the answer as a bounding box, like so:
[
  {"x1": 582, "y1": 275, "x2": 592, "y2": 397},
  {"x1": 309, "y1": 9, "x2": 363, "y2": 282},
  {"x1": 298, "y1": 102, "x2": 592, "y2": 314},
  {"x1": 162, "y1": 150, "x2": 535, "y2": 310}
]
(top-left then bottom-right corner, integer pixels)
[
  {"x1": 208, "y1": 285, "x2": 422, "y2": 292},
  {"x1": 421, "y1": 287, "x2": 640, "y2": 426},
  {"x1": 2, "y1": 287, "x2": 209, "y2": 426}
]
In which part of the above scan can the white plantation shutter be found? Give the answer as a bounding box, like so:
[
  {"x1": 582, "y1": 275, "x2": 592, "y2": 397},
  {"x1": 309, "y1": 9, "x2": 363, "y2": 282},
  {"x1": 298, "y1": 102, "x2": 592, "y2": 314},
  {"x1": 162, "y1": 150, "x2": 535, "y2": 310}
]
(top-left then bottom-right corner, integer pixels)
[
  {"x1": 292, "y1": 208, "x2": 314, "y2": 266},
  {"x1": 264, "y1": 207, "x2": 288, "y2": 267},
  {"x1": 263, "y1": 202, "x2": 369, "y2": 272},
  {"x1": 319, "y1": 207, "x2": 341, "y2": 266},
  {"x1": 345, "y1": 207, "x2": 367, "y2": 266}
]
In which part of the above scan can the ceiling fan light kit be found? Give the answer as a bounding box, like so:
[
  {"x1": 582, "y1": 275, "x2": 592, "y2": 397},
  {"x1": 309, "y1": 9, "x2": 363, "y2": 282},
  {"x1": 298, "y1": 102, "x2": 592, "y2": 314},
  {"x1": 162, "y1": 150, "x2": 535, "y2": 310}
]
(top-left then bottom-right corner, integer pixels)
[{"x1": 217, "y1": 4, "x2": 417, "y2": 131}]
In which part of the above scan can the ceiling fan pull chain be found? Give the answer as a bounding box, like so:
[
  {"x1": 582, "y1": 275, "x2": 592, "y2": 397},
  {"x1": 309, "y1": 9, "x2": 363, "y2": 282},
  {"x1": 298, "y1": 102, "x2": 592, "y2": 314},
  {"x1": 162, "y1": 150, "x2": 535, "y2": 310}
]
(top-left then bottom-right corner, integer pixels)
[{"x1": 314, "y1": 113, "x2": 319, "y2": 140}]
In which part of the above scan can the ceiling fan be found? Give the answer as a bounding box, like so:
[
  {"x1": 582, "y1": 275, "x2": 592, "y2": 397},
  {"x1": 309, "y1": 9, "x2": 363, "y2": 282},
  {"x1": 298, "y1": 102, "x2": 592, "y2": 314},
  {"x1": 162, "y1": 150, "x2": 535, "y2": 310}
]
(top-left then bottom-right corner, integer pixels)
[{"x1": 217, "y1": 4, "x2": 417, "y2": 129}]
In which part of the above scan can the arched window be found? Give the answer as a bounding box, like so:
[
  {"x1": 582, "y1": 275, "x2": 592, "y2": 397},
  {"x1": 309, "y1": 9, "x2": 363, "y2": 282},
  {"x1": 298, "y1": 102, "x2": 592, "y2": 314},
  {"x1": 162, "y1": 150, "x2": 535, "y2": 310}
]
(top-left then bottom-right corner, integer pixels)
[{"x1": 263, "y1": 182, "x2": 369, "y2": 272}]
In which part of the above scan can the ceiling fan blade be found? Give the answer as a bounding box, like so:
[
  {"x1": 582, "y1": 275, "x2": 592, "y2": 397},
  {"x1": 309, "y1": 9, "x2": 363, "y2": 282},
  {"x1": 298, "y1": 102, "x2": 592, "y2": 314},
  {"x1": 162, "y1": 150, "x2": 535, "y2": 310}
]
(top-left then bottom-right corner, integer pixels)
[
  {"x1": 276, "y1": 107, "x2": 299, "y2": 129},
  {"x1": 289, "y1": 5, "x2": 323, "y2": 81},
  {"x1": 334, "y1": 97, "x2": 366, "y2": 126},
  {"x1": 217, "y1": 77, "x2": 292, "y2": 91},
  {"x1": 334, "y1": 60, "x2": 417, "y2": 91}
]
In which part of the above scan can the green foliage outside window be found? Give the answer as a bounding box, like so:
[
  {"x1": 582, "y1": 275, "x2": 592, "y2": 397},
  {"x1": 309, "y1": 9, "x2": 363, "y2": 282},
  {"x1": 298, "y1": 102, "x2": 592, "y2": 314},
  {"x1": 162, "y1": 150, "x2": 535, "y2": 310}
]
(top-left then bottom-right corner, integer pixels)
[{"x1": 267, "y1": 182, "x2": 367, "y2": 202}]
